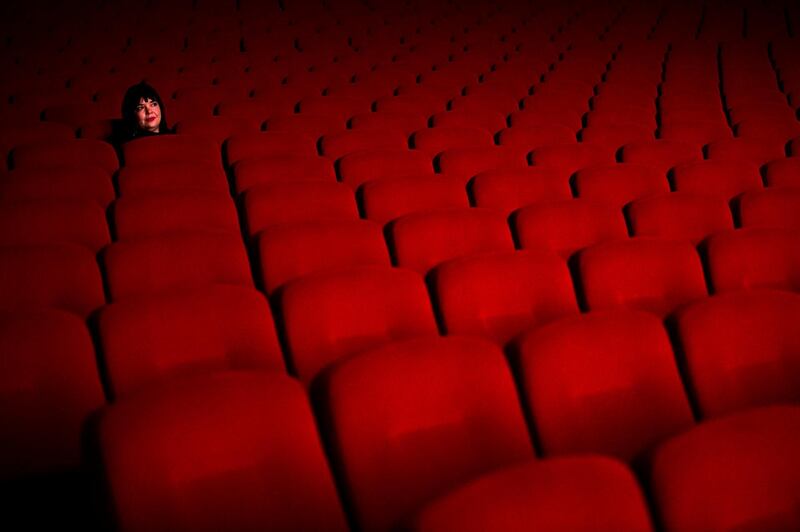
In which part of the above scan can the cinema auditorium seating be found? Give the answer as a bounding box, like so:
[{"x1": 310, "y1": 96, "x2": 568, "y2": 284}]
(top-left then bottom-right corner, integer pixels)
[{"x1": 2, "y1": 0, "x2": 799, "y2": 529}]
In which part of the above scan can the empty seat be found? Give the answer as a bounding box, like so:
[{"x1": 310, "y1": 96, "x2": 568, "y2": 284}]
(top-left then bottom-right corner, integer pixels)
[
  {"x1": 11, "y1": 139, "x2": 119, "y2": 174},
  {"x1": 706, "y1": 137, "x2": 786, "y2": 166},
  {"x1": 225, "y1": 131, "x2": 318, "y2": 166},
  {"x1": 233, "y1": 155, "x2": 337, "y2": 194},
  {"x1": 574, "y1": 163, "x2": 669, "y2": 208},
  {"x1": 530, "y1": 143, "x2": 616, "y2": 180},
  {"x1": 279, "y1": 266, "x2": 438, "y2": 384},
  {"x1": 338, "y1": 149, "x2": 434, "y2": 188},
  {"x1": 411, "y1": 126, "x2": 493, "y2": 156},
  {"x1": 116, "y1": 161, "x2": 230, "y2": 197},
  {"x1": 496, "y1": 125, "x2": 577, "y2": 150},
  {"x1": 706, "y1": 228, "x2": 800, "y2": 293},
  {"x1": 0, "y1": 166, "x2": 115, "y2": 207},
  {"x1": 0, "y1": 199, "x2": 110, "y2": 251},
  {"x1": 349, "y1": 111, "x2": 429, "y2": 136},
  {"x1": 620, "y1": 140, "x2": 703, "y2": 176},
  {"x1": 316, "y1": 335, "x2": 534, "y2": 531},
  {"x1": 430, "y1": 109, "x2": 508, "y2": 133},
  {"x1": 0, "y1": 244, "x2": 105, "y2": 318},
  {"x1": 98, "y1": 285, "x2": 285, "y2": 399},
  {"x1": 174, "y1": 115, "x2": 261, "y2": 146},
  {"x1": 739, "y1": 188, "x2": 800, "y2": 230},
  {"x1": 0, "y1": 123, "x2": 74, "y2": 168},
  {"x1": 257, "y1": 220, "x2": 390, "y2": 293},
  {"x1": 675, "y1": 290, "x2": 800, "y2": 419},
  {"x1": 649, "y1": 405, "x2": 800, "y2": 532},
  {"x1": 438, "y1": 146, "x2": 528, "y2": 183},
  {"x1": 266, "y1": 112, "x2": 346, "y2": 140},
  {"x1": 103, "y1": 231, "x2": 252, "y2": 301},
  {"x1": 765, "y1": 158, "x2": 800, "y2": 188},
  {"x1": 671, "y1": 159, "x2": 763, "y2": 200},
  {"x1": 320, "y1": 128, "x2": 408, "y2": 159},
  {"x1": 391, "y1": 208, "x2": 515, "y2": 275},
  {"x1": 122, "y1": 135, "x2": 222, "y2": 168},
  {"x1": 112, "y1": 191, "x2": 240, "y2": 240},
  {"x1": 580, "y1": 123, "x2": 655, "y2": 149},
  {"x1": 578, "y1": 238, "x2": 708, "y2": 317},
  {"x1": 360, "y1": 175, "x2": 469, "y2": 225},
  {"x1": 470, "y1": 167, "x2": 571, "y2": 214},
  {"x1": 433, "y1": 250, "x2": 578, "y2": 345},
  {"x1": 411, "y1": 456, "x2": 653, "y2": 532},
  {"x1": 627, "y1": 192, "x2": 734, "y2": 244},
  {"x1": 517, "y1": 310, "x2": 695, "y2": 461},
  {"x1": 96, "y1": 371, "x2": 348, "y2": 531},
  {"x1": 514, "y1": 199, "x2": 628, "y2": 259},
  {"x1": 0, "y1": 309, "x2": 105, "y2": 477},
  {"x1": 243, "y1": 181, "x2": 358, "y2": 235}
]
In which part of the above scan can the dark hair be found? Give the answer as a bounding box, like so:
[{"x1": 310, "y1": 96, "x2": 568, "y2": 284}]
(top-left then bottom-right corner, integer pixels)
[{"x1": 120, "y1": 82, "x2": 171, "y2": 138}]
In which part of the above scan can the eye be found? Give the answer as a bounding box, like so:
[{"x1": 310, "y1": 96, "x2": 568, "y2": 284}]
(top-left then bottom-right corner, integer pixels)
[
  {"x1": 136, "y1": 105, "x2": 144, "y2": 112},
  {"x1": 151, "y1": 101, "x2": 159, "y2": 108}
]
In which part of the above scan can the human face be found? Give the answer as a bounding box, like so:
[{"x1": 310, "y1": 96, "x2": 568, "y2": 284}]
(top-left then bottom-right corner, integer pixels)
[{"x1": 135, "y1": 97, "x2": 161, "y2": 133}]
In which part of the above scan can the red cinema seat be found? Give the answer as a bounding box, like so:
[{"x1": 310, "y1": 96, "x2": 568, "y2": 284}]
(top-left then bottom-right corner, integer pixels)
[
  {"x1": 496, "y1": 125, "x2": 577, "y2": 151},
  {"x1": 706, "y1": 228, "x2": 800, "y2": 293},
  {"x1": 390, "y1": 208, "x2": 515, "y2": 275},
  {"x1": 338, "y1": 149, "x2": 433, "y2": 188},
  {"x1": 765, "y1": 158, "x2": 800, "y2": 188},
  {"x1": 116, "y1": 162, "x2": 230, "y2": 197},
  {"x1": 580, "y1": 123, "x2": 655, "y2": 150},
  {"x1": 671, "y1": 160, "x2": 763, "y2": 200},
  {"x1": 103, "y1": 231, "x2": 252, "y2": 301},
  {"x1": 627, "y1": 192, "x2": 734, "y2": 244},
  {"x1": 11, "y1": 139, "x2": 119, "y2": 175},
  {"x1": 470, "y1": 167, "x2": 571, "y2": 214},
  {"x1": 574, "y1": 163, "x2": 670, "y2": 208},
  {"x1": 438, "y1": 146, "x2": 528, "y2": 183},
  {"x1": 739, "y1": 188, "x2": 800, "y2": 230},
  {"x1": 517, "y1": 310, "x2": 694, "y2": 461},
  {"x1": 233, "y1": 155, "x2": 336, "y2": 194},
  {"x1": 0, "y1": 199, "x2": 110, "y2": 252},
  {"x1": 432, "y1": 250, "x2": 578, "y2": 345},
  {"x1": 510, "y1": 108, "x2": 583, "y2": 132},
  {"x1": 225, "y1": 131, "x2": 318, "y2": 167},
  {"x1": 735, "y1": 117, "x2": 800, "y2": 143},
  {"x1": 320, "y1": 128, "x2": 408, "y2": 159},
  {"x1": 530, "y1": 143, "x2": 616, "y2": 180},
  {"x1": 706, "y1": 137, "x2": 786, "y2": 166},
  {"x1": 122, "y1": 135, "x2": 222, "y2": 168},
  {"x1": 514, "y1": 199, "x2": 628, "y2": 259},
  {"x1": 620, "y1": 140, "x2": 703, "y2": 176},
  {"x1": 675, "y1": 290, "x2": 800, "y2": 419},
  {"x1": 279, "y1": 266, "x2": 438, "y2": 384},
  {"x1": 243, "y1": 181, "x2": 358, "y2": 235},
  {"x1": 411, "y1": 126, "x2": 494, "y2": 156},
  {"x1": 0, "y1": 166, "x2": 115, "y2": 207},
  {"x1": 360, "y1": 175, "x2": 469, "y2": 225},
  {"x1": 257, "y1": 220, "x2": 390, "y2": 293},
  {"x1": 411, "y1": 457, "x2": 653, "y2": 532},
  {"x1": 0, "y1": 244, "x2": 105, "y2": 318},
  {"x1": 317, "y1": 336, "x2": 534, "y2": 531},
  {"x1": 112, "y1": 191, "x2": 240, "y2": 240},
  {"x1": 0, "y1": 310, "x2": 105, "y2": 476},
  {"x1": 265, "y1": 112, "x2": 346, "y2": 140},
  {"x1": 0, "y1": 123, "x2": 74, "y2": 168},
  {"x1": 658, "y1": 120, "x2": 733, "y2": 145},
  {"x1": 175, "y1": 115, "x2": 261, "y2": 146},
  {"x1": 297, "y1": 95, "x2": 372, "y2": 121},
  {"x1": 96, "y1": 372, "x2": 348, "y2": 531},
  {"x1": 98, "y1": 285, "x2": 285, "y2": 399},
  {"x1": 578, "y1": 238, "x2": 708, "y2": 317},
  {"x1": 349, "y1": 111, "x2": 429, "y2": 137},
  {"x1": 449, "y1": 92, "x2": 520, "y2": 115},
  {"x1": 430, "y1": 109, "x2": 508, "y2": 133},
  {"x1": 373, "y1": 95, "x2": 445, "y2": 118},
  {"x1": 649, "y1": 405, "x2": 800, "y2": 532}
]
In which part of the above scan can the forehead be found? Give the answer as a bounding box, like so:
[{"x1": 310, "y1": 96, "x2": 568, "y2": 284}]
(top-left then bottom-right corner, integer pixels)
[{"x1": 137, "y1": 97, "x2": 157, "y2": 105}]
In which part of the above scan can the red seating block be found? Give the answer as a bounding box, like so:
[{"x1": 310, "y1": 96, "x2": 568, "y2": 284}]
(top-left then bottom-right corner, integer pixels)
[
  {"x1": 739, "y1": 188, "x2": 800, "y2": 230},
  {"x1": 0, "y1": 199, "x2": 110, "y2": 251},
  {"x1": 279, "y1": 266, "x2": 438, "y2": 384},
  {"x1": 470, "y1": 167, "x2": 571, "y2": 214},
  {"x1": 317, "y1": 336, "x2": 534, "y2": 530},
  {"x1": 517, "y1": 310, "x2": 694, "y2": 461},
  {"x1": 225, "y1": 131, "x2": 318, "y2": 166},
  {"x1": 514, "y1": 199, "x2": 628, "y2": 258},
  {"x1": 98, "y1": 285, "x2": 285, "y2": 399},
  {"x1": 117, "y1": 162, "x2": 230, "y2": 197},
  {"x1": 11, "y1": 139, "x2": 119, "y2": 174},
  {"x1": 432, "y1": 250, "x2": 578, "y2": 345},
  {"x1": 391, "y1": 208, "x2": 515, "y2": 274},
  {"x1": 233, "y1": 155, "x2": 336, "y2": 193},
  {"x1": 627, "y1": 192, "x2": 734, "y2": 244},
  {"x1": 338, "y1": 149, "x2": 433, "y2": 188},
  {"x1": 530, "y1": 143, "x2": 616, "y2": 180},
  {"x1": 672, "y1": 160, "x2": 763, "y2": 200},
  {"x1": 360, "y1": 175, "x2": 469, "y2": 225},
  {"x1": 620, "y1": 140, "x2": 703, "y2": 176},
  {"x1": 97, "y1": 372, "x2": 348, "y2": 531},
  {"x1": 122, "y1": 135, "x2": 222, "y2": 168},
  {"x1": 320, "y1": 128, "x2": 408, "y2": 159},
  {"x1": 578, "y1": 238, "x2": 708, "y2": 317},
  {"x1": 0, "y1": 166, "x2": 115, "y2": 207},
  {"x1": 675, "y1": 291, "x2": 800, "y2": 418}
]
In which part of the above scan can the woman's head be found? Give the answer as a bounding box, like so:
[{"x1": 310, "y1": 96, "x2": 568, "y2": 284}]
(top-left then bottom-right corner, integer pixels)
[{"x1": 121, "y1": 82, "x2": 169, "y2": 136}]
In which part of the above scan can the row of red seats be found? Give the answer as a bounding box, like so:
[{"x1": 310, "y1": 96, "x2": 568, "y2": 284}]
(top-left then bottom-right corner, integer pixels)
[{"x1": 5, "y1": 297, "x2": 799, "y2": 529}]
